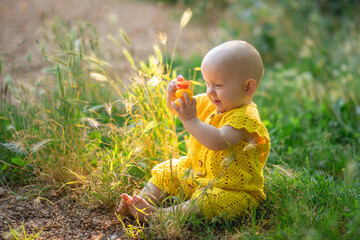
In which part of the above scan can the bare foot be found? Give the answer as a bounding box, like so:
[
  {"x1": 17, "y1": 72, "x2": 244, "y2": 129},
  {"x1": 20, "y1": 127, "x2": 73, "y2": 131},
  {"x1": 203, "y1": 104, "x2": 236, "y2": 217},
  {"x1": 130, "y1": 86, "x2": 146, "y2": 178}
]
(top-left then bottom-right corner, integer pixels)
[
  {"x1": 116, "y1": 193, "x2": 132, "y2": 217},
  {"x1": 128, "y1": 195, "x2": 156, "y2": 223}
]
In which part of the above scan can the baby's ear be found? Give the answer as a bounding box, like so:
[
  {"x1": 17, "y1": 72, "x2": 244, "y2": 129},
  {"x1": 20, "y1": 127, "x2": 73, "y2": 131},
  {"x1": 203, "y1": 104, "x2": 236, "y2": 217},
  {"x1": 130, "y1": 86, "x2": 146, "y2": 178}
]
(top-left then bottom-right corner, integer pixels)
[{"x1": 245, "y1": 78, "x2": 257, "y2": 95}]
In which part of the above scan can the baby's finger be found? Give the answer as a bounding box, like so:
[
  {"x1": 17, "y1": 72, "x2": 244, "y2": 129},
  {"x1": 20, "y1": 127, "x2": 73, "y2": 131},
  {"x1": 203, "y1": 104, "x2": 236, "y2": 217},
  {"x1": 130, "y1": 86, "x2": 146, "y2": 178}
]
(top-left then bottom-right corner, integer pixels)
[
  {"x1": 177, "y1": 98, "x2": 186, "y2": 109},
  {"x1": 171, "y1": 102, "x2": 180, "y2": 113},
  {"x1": 168, "y1": 80, "x2": 177, "y2": 91},
  {"x1": 183, "y1": 92, "x2": 191, "y2": 106},
  {"x1": 191, "y1": 96, "x2": 197, "y2": 106}
]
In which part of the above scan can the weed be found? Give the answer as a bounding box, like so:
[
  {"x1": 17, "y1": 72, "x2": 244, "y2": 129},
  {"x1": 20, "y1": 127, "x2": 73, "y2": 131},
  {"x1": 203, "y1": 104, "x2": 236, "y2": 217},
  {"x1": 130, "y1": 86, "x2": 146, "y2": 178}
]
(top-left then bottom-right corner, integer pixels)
[{"x1": 3, "y1": 224, "x2": 42, "y2": 240}]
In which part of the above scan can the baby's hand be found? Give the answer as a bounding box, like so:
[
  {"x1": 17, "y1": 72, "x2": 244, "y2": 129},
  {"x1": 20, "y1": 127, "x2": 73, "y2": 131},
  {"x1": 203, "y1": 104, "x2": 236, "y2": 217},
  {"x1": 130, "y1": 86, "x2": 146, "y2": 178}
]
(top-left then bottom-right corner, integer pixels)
[
  {"x1": 166, "y1": 79, "x2": 178, "y2": 113},
  {"x1": 172, "y1": 92, "x2": 197, "y2": 122}
]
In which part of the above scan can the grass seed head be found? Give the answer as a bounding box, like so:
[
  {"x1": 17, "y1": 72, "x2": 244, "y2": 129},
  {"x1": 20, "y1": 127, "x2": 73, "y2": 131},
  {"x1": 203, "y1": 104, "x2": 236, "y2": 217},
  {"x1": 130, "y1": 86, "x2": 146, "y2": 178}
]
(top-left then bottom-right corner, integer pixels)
[
  {"x1": 104, "y1": 102, "x2": 112, "y2": 116},
  {"x1": 86, "y1": 117, "x2": 101, "y2": 129},
  {"x1": 158, "y1": 32, "x2": 167, "y2": 46},
  {"x1": 180, "y1": 8, "x2": 192, "y2": 30},
  {"x1": 89, "y1": 72, "x2": 108, "y2": 82},
  {"x1": 148, "y1": 76, "x2": 162, "y2": 87}
]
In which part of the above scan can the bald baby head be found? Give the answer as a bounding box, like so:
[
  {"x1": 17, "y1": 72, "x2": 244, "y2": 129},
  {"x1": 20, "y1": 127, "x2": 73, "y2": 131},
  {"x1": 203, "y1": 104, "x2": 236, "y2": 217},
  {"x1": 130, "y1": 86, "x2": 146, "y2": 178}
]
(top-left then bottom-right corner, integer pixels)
[{"x1": 201, "y1": 40, "x2": 264, "y2": 86}]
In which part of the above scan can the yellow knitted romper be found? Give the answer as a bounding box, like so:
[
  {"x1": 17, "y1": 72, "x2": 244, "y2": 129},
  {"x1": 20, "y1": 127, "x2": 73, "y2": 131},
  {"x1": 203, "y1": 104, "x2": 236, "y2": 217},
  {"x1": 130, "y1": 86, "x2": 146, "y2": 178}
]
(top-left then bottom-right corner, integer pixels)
[{"x1": 149, "y1": 94, "x2": 270, "y2": 218}]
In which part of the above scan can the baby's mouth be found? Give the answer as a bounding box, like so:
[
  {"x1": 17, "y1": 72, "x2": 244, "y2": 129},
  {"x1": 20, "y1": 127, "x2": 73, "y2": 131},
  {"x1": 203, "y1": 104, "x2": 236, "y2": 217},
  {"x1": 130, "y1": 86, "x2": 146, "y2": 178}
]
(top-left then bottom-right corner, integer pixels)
[{"x1": 213, "y1": 100, "x2": 221, "y2": 105}]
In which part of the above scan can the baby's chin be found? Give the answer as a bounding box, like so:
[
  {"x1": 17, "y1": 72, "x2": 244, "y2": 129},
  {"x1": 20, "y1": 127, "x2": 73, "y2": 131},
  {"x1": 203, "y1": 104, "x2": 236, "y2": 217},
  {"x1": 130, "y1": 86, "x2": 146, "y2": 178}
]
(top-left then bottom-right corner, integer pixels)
[
  {"x1": 215, "y1": 105, "x2": 226, "y2": 114},
  {"x1": 216, "y1": 104, "x2": 241, "y2": 114},
  {"x1": 211, "y1": 100, "x2": 236, "y2": 114}
]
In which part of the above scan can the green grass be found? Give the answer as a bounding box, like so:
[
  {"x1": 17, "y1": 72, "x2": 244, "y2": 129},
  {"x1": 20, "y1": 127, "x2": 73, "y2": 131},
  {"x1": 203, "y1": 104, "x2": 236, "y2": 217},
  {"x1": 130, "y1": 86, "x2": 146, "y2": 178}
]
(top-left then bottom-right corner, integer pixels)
[
  {"x1": 4, "y1": 224, "x2": 42, "y2": 240},
  {"x1": 0, "y1": 2, "x2": 359, "y2": 239}
]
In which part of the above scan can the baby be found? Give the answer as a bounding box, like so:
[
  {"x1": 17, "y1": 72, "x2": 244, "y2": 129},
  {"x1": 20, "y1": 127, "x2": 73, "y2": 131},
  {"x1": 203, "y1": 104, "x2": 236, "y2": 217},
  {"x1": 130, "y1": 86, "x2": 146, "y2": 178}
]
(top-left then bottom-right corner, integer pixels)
[{"x1": 117, "y1": 40, "x2": 270, "y2": 222}]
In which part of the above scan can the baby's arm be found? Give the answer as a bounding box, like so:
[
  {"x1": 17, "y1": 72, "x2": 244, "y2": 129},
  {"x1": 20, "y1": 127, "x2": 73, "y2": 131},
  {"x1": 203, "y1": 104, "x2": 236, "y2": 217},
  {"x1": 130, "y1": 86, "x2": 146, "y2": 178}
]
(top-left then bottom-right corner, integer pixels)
[
  {"x1": 184, "y1": 119, "x2": 247, "y2": 151},
  {"x1": 172, "y1": 94, "x2": 251, "y2": 151}
]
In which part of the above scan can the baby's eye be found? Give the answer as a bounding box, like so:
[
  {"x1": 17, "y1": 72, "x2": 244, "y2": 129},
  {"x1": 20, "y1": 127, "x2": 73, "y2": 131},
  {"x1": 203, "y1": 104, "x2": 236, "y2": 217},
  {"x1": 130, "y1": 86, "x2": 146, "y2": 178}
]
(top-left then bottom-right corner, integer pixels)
[
  {"x1": 205, "y1": 82, "x2": 210, "y2": 87},
  {"x1": 216, "y1": 84, "x2": 223, "y2": 87}
]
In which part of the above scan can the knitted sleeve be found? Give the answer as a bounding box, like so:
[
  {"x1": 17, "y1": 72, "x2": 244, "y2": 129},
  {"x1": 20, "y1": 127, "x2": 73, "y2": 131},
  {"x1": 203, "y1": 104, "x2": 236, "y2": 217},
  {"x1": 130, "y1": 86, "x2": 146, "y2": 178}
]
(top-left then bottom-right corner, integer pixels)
[
  {"x1": 223, "y1": 106, "x2": 268, "y2": 138},
  {"x1": 223, "y1": 105, "x2": 270, "y2": 166}
]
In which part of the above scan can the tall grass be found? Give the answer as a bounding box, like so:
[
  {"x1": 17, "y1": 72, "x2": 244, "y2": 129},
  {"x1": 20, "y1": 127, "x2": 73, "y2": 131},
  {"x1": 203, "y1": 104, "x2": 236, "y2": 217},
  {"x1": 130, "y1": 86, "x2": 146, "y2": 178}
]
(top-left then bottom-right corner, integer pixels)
[{"x1": 0, "y1": 12, "x2": 190, "y2": 206}]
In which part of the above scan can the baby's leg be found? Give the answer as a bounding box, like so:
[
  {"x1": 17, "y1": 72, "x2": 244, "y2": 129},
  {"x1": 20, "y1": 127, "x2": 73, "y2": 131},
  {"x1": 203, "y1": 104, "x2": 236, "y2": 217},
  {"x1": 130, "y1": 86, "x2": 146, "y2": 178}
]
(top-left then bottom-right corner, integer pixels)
[
  {"x1": 129, "y1": 196, "x2": 200, "y2": 223},
  {"x1": 139, "y1": 182, "x2": 164, "y2": 206},
  {"x1": 192, "y1": 187, "x2": 260, "y2": 218}
]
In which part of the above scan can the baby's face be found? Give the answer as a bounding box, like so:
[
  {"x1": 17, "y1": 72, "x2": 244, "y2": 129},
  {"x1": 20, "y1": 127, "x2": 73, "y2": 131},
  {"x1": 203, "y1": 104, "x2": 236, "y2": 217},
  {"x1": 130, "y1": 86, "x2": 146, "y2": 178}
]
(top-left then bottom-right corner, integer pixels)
[
  {"x1": 202, "y1": 63, "x2": 248, "y2": 114},
  {"x1": 201, "y1": 40, "x2": 263, "y2": 114}
]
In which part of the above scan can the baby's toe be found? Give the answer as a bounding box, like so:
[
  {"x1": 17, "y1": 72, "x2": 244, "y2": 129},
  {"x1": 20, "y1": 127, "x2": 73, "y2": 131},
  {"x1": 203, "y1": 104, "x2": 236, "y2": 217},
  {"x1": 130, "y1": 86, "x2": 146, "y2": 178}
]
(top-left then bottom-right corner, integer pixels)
[
  {"x1": 116, "y1": 203, "x2": 125, "y2": 213},
  {"x1": 121, "y1": 193, "x2": 132, "y2": 201},
  {"x1": 117, "y1": 200, "x2": 131, "y2": 216}
]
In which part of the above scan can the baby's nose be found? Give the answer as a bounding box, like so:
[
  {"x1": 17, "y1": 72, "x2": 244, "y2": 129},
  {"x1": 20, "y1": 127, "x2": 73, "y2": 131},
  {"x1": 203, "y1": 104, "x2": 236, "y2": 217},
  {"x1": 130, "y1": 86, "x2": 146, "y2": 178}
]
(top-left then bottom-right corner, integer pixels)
[{"x1": 207, "y1": 86, "x2": 216, "y2": 96}]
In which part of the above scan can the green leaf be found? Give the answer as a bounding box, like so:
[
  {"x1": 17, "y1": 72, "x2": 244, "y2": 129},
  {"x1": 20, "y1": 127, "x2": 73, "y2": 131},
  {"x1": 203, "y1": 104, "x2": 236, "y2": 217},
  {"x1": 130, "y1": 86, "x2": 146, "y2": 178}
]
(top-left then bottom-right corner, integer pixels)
[
  {"x1": 143, "y1": 121, "x2": 158, "y2": 133},
  {"x1": 123, "y1": 48, "x2": 135, "y2": 69},
  {"x1": 1, "y1": 163, "x2": 8, "y2": 171},
  {"x1": 11, "y1": 157, "x2": 26, "y2": 167},
  {"x1": 119, "y1": 29, "x2": 131, "y2": 46},
  {"x1": 27, "y1": 51, "x2": 31, "y2": 62}
]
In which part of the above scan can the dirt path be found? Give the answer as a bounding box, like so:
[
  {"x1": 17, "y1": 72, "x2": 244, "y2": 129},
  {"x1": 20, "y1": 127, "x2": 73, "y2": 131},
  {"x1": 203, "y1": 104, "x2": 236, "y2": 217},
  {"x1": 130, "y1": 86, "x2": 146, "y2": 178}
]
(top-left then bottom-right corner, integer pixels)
[
  {"x1": 0, "y1": 0, "x2": 218, "y2": 82},
  {"x1": 0, "y1": 0, "x2": 220, "y2": 239}
]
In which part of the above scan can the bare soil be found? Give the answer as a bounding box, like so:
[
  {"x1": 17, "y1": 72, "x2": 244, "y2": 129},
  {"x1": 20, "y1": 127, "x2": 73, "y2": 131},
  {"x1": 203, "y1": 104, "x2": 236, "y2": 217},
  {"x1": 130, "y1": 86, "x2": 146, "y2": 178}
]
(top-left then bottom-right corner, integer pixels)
[
  {"x1": 0, "y1": 0, "x2": 219, "y2": 239},
  {"x1": 0, "y1": 186, "x2": 131, "y2": 239}
]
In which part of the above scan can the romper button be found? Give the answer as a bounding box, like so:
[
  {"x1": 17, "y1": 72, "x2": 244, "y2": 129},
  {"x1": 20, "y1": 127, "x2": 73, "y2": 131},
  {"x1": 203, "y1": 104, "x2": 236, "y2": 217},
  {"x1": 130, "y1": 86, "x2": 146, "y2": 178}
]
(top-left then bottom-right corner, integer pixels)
[{"x1": 198, "y1": 160, "x2": 203, "y2": 167}]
